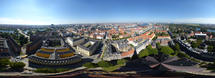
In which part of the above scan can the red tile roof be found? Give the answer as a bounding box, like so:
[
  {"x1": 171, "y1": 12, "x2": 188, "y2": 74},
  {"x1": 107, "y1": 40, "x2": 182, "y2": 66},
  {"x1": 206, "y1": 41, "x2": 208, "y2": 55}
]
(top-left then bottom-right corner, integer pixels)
[{"x1": 121, "y1": 48, "x2": 135, "y2": 57}]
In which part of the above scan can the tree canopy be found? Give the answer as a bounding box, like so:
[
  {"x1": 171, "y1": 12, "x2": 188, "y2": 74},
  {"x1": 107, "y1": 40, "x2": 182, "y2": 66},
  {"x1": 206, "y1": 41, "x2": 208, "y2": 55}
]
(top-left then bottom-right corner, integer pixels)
[
  {"x1": 177, "y1": 51, "x2": 189, "y2": 58},
  {"x1": 174, "y1": 43, "x2": 180, "y2": 51},
  {"x1": 148, "y1": 46, "x2": 158, "y2": 55},
  {"x1": 156, "y1": 43, "x2": 161, "y2": 50},
  {"x1": 191, "y1": 40, "x2": 203, "y2": 48},
  {"x1": 138, "y1": 45, "x2": 158, "y2": 58},
  {"x1": 208, "y1": 46, "x2": 214, "y2": 52},
  {"x1": 191, "y1": 42, "x2": 198, "y2": 48},
  {"x1": 160, "y1": 46, "x2": 174, "y2": 55},
  {"x1": 138, "y1": 49, "x2": 149, "y2": 58},
  {"x1": 19, "y1": 35, "x2": 28, "y2": 46}
]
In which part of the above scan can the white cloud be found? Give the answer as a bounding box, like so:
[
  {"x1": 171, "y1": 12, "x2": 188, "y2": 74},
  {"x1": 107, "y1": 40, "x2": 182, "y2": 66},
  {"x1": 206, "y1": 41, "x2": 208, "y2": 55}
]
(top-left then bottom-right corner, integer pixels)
[
  {"x1": 0, "y1": 18, "x2": 51, "y2": 25},
  {"x1": 0, "y1": 17, "x2": 78, "y2": 25},
  {"x1": 172, "y1": 18, "x2": 215, "y2": 24},
  {"x1": 1, "y1": 17, "x2": 215, "y2": 24}
]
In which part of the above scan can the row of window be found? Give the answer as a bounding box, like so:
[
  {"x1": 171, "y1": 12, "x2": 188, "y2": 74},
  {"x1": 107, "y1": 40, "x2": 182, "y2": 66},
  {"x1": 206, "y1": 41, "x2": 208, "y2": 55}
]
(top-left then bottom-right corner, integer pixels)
[{"x1": 29, "y1": 56, "x2": 81, "y2": 65}]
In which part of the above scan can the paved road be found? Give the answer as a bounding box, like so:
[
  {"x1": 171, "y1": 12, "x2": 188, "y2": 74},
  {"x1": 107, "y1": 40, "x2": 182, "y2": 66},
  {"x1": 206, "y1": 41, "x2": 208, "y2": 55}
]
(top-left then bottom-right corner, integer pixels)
[
  {"x1": 8, "y1": 47, "x2": 16, "y2": 57},
  {"x1": 17, "y1": 29, "x2": 30, "y2": 39}
]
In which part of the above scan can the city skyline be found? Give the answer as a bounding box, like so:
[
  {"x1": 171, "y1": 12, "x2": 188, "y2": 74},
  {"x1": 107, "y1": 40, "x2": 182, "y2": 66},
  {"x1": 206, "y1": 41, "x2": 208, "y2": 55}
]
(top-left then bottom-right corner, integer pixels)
[{"x1": 0, "y1": 0, "x2": 215, "y2": 25}]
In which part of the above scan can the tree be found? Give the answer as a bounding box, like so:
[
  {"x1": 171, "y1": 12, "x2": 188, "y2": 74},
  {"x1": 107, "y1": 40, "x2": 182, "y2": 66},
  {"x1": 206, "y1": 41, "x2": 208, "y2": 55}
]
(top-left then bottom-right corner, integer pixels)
[
  {"x1": 124, "y1": 32, "x2": 127, "y2": 34},
  {"x1": 148, "y1": 48, "x2": 158, "y2": 55},
  {"x1": 131, "y1": 52, "x2": 138, "y2": 60},
  {"x1": 0, "y1": 33, "x2": 10, "y2": 38},
  {"x1": 213, "y1": 60, "x2": 215, "y2": 65},
  {"x1": 112, "y1": 35, "x2": 119, "y2": 38},
  {"x1": 160, "y1": 46, "x2": 174, "y2": 55},
  {"x1": 174, "y1": 43, "x2": 180, "y2": 51},
  {"x1": 187, "y1": 40, "x2": 191, "y2": 43},
  {"x1": 137, "y1": 44, "x2": 159, "y2": 58},
  {"x1": 200, "y1": 28, "x2": 207, "y2": 32},
  {"x1": 19, "y1": 35, "x2": 28, "y2": 46},
  {"x1": 152, "y1": 36, "x2": 157, "y2": 41},
  {"x1": 147, "y1": 45, "x2": 158, "y2": 55},
  {"x1": 208, "y1": 46, "x2": 214, "y2": 52},
  {"x1": 156, "y1": 43, "x2": 161, "y2": 50},
  {"x1": 191, "y1": 42, "x2": 198, "y2": 48},
  {"x1": 197, "y1": 39, "x2": 202, "y2": 44},
  {"x1": 177, "y1": 52, "x2": 189, "y2": 58},
  {"x1": 173, "y1": 50, "x2": 179, "y2": 56},
  {"x1": 138, "y1": 49, "x2": 149, "y2": 58}
]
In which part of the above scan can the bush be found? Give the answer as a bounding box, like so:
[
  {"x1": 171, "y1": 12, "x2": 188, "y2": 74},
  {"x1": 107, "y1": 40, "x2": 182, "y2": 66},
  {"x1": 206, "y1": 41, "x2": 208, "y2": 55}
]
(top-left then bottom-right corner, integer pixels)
[
  {"x1": 34, "y1": 68, "x2": 69, "y2": 73},
  {"x1": 9, "y1": 62, "x2": 25, "y2": 70},
  {"x1": 102, "y1": 59, "x2": 127, "y2": 72},
  {"x1": 177, "y1": 52, "x2": 189, "y2": 58},
  {"x1": 191, "y1": 42, "x2": 198, "y2": 48},
  {"x1": 0, "y1": 58, "x2": 10, "y2": 71},
  {"x1": 34, "y1": 68, "x2": 55, "y2": 73},
  {"x1": 0, "y1": 58, "x2": 10, "y2": 67},
  {"x1": 172, "y1": 50, "x2": 179, "y2": 56},
  {"x1": 117, "y1": 59, "x2": 127, "y2": 65},
  {"x1": 97, "y1": 60, "x2": 113, "y2": 67},
  {"x1": 208, "y1": 46, "x2": 214, "y2": 52},
  {"x1": 83, "y1": 62, "x2": 97, "y2": 68},
  {"x1": 190, "y1": 58, "x2": 201, "y2": 63},
  {"x1": 56, "y1": 68, "x2": 70, "y2": 72},
  {"x1": 174, "y1": 43, "x2": 180, "y2": 51},
  {"x1": 102, "y1": 64, "x2": 122, "y2": 72}
]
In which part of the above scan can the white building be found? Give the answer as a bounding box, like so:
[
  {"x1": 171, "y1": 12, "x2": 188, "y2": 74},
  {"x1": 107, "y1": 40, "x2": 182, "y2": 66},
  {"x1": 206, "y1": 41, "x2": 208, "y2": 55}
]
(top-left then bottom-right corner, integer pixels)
[
  {"x1": 66, "y1": 37, "x2": 85, "y2": 47},
  {"x1": 135, "y1": 39, "x2": 151, "y2": 54}
]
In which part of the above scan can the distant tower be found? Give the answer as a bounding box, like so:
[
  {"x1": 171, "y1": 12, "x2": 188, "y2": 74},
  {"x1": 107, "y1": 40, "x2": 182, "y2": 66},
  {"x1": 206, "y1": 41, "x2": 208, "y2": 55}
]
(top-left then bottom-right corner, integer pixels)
[{"x1": 51, "y1": 24, "x2": 54, "y2": 27}]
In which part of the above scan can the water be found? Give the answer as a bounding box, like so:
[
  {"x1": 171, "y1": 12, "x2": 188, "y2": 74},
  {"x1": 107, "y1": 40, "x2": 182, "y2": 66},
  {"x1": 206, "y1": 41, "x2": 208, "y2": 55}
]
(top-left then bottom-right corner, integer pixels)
[
  {"x1": 0, "y1": 30, "x2": 14, "y2": 33},
  {"x1": 196, "y1": 28, "x2": 200, "y2": 31},
  {"x1": 196, "y1": 28, "x2": 215, "y2": 32},
  {"x1": 140, "y1": 23, "x2": 149, "y2": 26},
  {"x1": 38, "y1": 28, "x2": 46, "y2": 31},
  {"x1": 207, "y1": 29, "x2": 215, "y2": 32},
  {"x1": 24, "y1": 30, "x2": 29, "y2": 34}
]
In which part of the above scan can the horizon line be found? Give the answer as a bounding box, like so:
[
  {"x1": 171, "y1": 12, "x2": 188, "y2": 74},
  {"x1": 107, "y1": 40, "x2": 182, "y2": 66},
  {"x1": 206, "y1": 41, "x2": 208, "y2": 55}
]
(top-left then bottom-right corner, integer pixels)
[{"x1": 0, "y1": 22, "x2": 215, "y2": 25}]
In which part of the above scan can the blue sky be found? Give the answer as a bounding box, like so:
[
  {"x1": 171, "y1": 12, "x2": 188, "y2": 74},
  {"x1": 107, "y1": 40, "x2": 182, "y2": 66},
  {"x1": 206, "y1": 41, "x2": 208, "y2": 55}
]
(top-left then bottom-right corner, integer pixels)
[{"x1": 0, "y1": 0, "x2": 215, "y2": 24}]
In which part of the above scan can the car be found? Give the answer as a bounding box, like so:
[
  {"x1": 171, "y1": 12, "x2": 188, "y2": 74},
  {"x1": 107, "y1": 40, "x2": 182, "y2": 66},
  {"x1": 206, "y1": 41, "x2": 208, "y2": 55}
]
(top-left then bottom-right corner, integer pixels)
[
  {"x1": 21, "y1": 71, "x2": 32, "y2": 74},
  {"x1": 16, "y1": 56, "x2": 21, "y2": 59},
  {"x1": 21, "y1": 55, "x2": 28, "y2": 58}
]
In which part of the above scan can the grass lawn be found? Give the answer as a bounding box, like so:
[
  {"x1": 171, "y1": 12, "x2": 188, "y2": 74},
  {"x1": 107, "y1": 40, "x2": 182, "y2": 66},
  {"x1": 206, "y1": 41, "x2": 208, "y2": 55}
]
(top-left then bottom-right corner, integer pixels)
[
  {"x1": 20, "y1": 51, "x2": 24, "y2": 55},
  {"x1": 102, "y1": 63, "x2": 125, "y2": 72}
]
